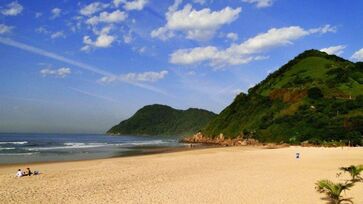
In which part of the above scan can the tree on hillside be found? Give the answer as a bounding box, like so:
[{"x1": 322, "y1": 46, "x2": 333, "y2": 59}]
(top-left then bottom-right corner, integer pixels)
[{"x1": 308, "y1": 87, "x2": 323, "y2": 99}]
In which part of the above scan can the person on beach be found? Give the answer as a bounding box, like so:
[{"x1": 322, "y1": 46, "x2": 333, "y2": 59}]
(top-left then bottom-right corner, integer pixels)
[
  {"x1": 26, "y1": 167, "x2": 33, "y2": 176},
  {"x1": 16, "y1": 169, "x2": 23, "y2": 177}
]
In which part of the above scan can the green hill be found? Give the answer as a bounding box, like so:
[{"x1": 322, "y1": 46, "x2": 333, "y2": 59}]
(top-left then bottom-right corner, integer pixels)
[
  {"x1": 107, "y1": 104, "x2": 216, "y2": 136},
  {"x1": 203, "y1": 50, "x2": 363, "y2": 145}
]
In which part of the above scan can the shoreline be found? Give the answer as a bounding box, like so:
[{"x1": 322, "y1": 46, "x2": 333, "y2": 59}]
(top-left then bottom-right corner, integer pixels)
[
  {"x1": 2, "y1": 143, "x2": 359, "y2": 168},
  {"x1": 0, "y1": 143, "x2": 219, "y2": 168}
]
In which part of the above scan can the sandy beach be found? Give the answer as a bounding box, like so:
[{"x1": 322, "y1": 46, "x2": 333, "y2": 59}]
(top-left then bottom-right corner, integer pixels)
[{"x1": 0, "y1": 146, "x2": 362, "y2": 204}]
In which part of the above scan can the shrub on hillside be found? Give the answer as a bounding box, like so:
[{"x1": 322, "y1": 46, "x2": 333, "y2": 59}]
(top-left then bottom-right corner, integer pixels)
[{"x1": 308, "y1": 87, "x2": 324, "y2": 99}]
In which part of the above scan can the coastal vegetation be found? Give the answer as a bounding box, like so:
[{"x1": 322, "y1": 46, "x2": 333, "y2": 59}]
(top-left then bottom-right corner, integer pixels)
[
  {"x1": 339, "y1": 165, "x2": 363, "y2": 182},
  {"x1": 202, "y1": 50, "x2": 363, "y2": 145},
  {"x1": 107, "y1": 104, "x2": 216, "y2": 136},
  {"x1": 316, "y1": 164, "x2": 363, "y2": 204},
  {"x1": 315, "y1": 180, "x2": 353, "y2": 204}
]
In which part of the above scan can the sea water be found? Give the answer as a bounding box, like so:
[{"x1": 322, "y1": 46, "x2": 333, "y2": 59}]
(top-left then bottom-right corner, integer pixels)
[{"x1": 0, "y1": 133, "x2": 183, "y2": 164}]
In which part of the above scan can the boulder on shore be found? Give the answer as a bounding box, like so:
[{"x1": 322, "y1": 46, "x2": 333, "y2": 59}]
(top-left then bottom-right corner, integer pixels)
[{"x1": 181, "y1": 132, "x2": 260, "y2": 146}]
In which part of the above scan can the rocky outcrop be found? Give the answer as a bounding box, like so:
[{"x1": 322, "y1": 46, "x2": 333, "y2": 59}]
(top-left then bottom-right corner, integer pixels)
[{"x1": 181, "y1": 132, "x2": 260, "y2": 146}]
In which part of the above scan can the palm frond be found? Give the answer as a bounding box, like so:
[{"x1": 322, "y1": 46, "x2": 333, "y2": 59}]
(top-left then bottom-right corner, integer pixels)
[
  {"x1": 315, "y1": 180, "x2": 354, "y2": 202},
  {"x1": 339, "y1": 165, "x2": 363, "y2": 182}
]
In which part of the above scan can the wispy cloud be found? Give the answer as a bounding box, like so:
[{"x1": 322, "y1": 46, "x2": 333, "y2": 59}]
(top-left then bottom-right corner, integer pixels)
[
  {"x1": 242, "y1": 0, "x2": 274, "y2": 8},
  {"x1": 0, "y1": 24, "x2": 14, "y2": 34},
  {"x1": 0, "y1": 37, "x2": 113, "y2": 76},
  {"x1": 172, "y1": 70, "x2": 239, "y2": 106},
  {"x1": 99, "y1": 70, "x2": 168, "y2": 83},
  {"x1": 170, "y1": 25, "x2": 336, "y2": 68},
  {"x1": 40, "y1": 67, "x2": 71, "y2": 78},
  {"x1": 123, "y1": 0, "x2": 149, "y2": 11},
  {"x1": 0, "y1": 37, "x2": 168, "y2": 95},
  {"x1": 51, "y1": 8, "x2": 62, "y2": 19},
  {"x1": 1, "y1": 1, "x2": 23, "y2": 16},
  {"x1": 352, "y1": 48, "x2": 363, "y2": 61},
  {"x1": 0, "y1": 95, "x2": 54, "y2": 104},
  {"x1": 80, "y1": 2, "x2": 109, "y2": 16},
  {"x1": 320, "y1": 45, "x2": 346, "y2": 56},
  {"x1": 50, "y1": 31, "x2": 66, "y2": 39},
  {"x1": 69, "y1": 87, "x2": 119, "y2": 103}
]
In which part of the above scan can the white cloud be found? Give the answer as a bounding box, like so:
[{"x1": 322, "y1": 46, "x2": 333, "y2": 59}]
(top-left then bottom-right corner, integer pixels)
[
  {"x1": 309, "y1": 24, "x2": 337, "y2": 34},
  {"x1": 123, "y1": 31, "x2": 133, "y2": 44},
  {"x1": 35, "y1": 12, "x2": 42, "y2": 18},
  {"x1": 50, "y1": 31, "x2": 66, "y2": 39},
  {"x1": 170, "y1": 25, "x2": 336, "y2": 67},
  {"x1": 1, "y1": 1, "x2": 23, "y2": 16},
  {"x1": 113, "y1": 0, "x2": 148, "y2": 10},
  {"x1": 320, "y1": 45, "x2": 346, "y2": 56},
  {"x1": 132, "y1": 46, "x2": 146, "y2": 54},
  {"x1": 113, "y1": 0, "x2": 124, "y2": 7},
  {"x1": 193, "y1": 0, "x2": 207, "y2": 5},
  {"x1": 99, "y1": 70, "x2": 168, "y2": 83},
  {"x1": 151, "y1": 4, "x2": 241, "y2": 41},
  {"x1": 352, "y1": 48, "x2": 363, "y2": 61},
  {"x1": 242, "y1": 0, "x2": 273, "y2": 8},
  {"x1": 169, "y1": 0, "x2": 183, "y2": 13},
  {"x1": 151, "y1": 27, "x2": 175, "y2": 41},
  {"x1": 124, "y1": 0, "x2": 148, "y2": 11},
  {"x1": 171, "y1": 46, "x2": 218, "y2": 65},
  {"x1": 36, "y1": 27, "x2": 66, "y2": 39},
  {"x1": 228, "y1": 26, "x2": 309, "y2": 55},
  {"x1": 86, "y1": 10, "x2": 127, "y2": 25},
  {"x1": 0, "y1": 37, "x2": 112, "y2": 76},
  {"x1": 35, "y1": 27, "x2": 49, "y2": 34},
  {"x1": 40, "y1": 67, "x2": 71, "y2": 78},
  {"x1": 0, "y1": 24, "x2": 13, "y2": 34},
  {"x1": 81, "y1": 26, "x2": 115, "y2": 51},
  {"x1": 137, "y1": 46, "x2": 146, "y2": 54},
  {"x1": 68, "y1": 16, "x2": 84, "y2": 32},
  {"x1": 0, "y1": 37, "x2": 167, "y2": 95},
  {"x1": 226, "y1": 32, "x2": 238, "y2": 41},
  {"x1": 51, "y1": 8, "x2": 61, "y2": 19},
  {"x1": 82, "y1": 34, "x2": 115, "y2": 50},
  {"x1": 69, "y1": 87, "x2": 118, "y2": 103},
  {"x1": 80, "y1": 2, "x2": 108, "y2": 16}
]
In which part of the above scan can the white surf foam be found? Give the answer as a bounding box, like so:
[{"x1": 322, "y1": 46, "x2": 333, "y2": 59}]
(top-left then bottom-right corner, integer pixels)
[
  {"x1": 27, "y1": 142, "x2": 108, "y2": 151},
  {"x1": 128, "y1": 140, "x2": 171, "y2": 146},
  {"x1": 0, "y1": 152, "x2": 37, "y2": 156},
  {"x1": 0, "y1": 141, "x2": 28, "y2": 145},
  {"x1": 0, "y1": 147, "x2": 16, "y2": 150}
]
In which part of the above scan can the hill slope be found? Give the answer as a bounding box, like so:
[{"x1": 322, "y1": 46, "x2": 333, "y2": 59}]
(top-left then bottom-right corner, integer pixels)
[
  {"x1": 107, "y1": 104, "x2": 216, "y2": 136},
  {"x1": 203, "y1": 50, "x2": 363, "y2": 145}
]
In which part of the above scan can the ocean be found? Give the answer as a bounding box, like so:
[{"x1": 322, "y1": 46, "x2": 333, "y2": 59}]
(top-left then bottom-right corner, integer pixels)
[{"x1": 0, "y1": 133, "x2": 185, "y2": 164}]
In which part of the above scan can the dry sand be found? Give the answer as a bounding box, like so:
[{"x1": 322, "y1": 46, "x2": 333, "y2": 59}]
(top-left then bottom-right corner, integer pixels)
[{"x1": 0, "y1": 146, "x2": 362, "y2": 204}]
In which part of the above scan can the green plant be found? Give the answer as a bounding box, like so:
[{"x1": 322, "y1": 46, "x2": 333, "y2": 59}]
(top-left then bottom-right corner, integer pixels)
[
  {"x1": 308, "y1": 87, "x2": 324, "y2": 99},
  {"x1": 107, "y1": 104, "x2": 217, "y2": 136},
  {"x1": 315, "y1": 180, "x2": 354, "y2": 204},
  {"x1": 202, "y1": 50, "x2": 363, "y2": 143},
  {"x1": 339, "y1": 165, "x2": 363, "y2": 182}
]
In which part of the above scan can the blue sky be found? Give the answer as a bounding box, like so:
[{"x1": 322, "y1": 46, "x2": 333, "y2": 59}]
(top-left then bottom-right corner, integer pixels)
[{"x1": 0, "y1": 0, "x2": 362, "y2": 133}]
